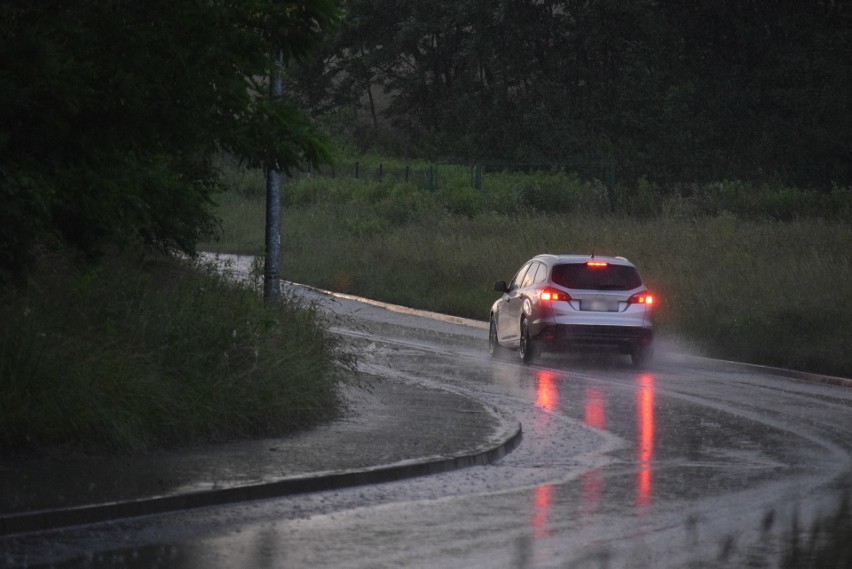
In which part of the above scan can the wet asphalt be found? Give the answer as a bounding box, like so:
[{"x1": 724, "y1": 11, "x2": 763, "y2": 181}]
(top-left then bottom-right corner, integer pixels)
[
  {"x1": 0, "y1": 361, "x2": 521, "y2": 536},
  {"x1": 2, "y1": 254, "x2": 851, "y2": 569}
]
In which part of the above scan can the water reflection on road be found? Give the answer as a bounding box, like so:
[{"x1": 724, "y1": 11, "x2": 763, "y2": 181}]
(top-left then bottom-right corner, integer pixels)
[
  {"x1": 582, "y1": 384, "x2": 606, "y2": 518},
  {"x1": 8, "y1": 284, "x2": 852, "y2": 568},
  {"x1": 636, "y1": 373, "x2": 655, "y2": 511},
  {"x1": 529, "y1": 367, "x2": 659, "y2": 548},
  {"x1": 531, "y1": 370, "x2": 559, "y2": 541}
]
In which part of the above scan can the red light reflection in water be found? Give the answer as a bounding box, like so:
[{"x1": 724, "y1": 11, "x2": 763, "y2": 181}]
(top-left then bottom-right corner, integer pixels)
[
  {"x1": 582, "y1": 386, "x2": 606, "y2": 515},
  {"x1": 531, "y1": 484, "x2": 554, "y2": 539},
  {"x1": 584, "y1": 387, "x2": 606, "y2": 430},
  {"x1": 581, "y1": 468, "x2": 603, "y2": 517},
  {"x1": 636, "y1": 373, "x2": 656, "y2": 510},
  {"x1": 535, "y1": 369, "x2": 559, "y2": 412},
  {"x1": 531, "y1": 370, "x2": 559, "y2": 540}
]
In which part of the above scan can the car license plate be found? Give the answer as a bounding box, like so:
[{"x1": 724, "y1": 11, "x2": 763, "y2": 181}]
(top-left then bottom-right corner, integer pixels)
[{"x1": 580, "y1": 299, "x2": 618, "y2": 312}]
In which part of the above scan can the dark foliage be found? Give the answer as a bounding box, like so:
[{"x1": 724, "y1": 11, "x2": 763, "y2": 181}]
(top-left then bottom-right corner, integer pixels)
[
  {"x1": 0, "y1": 0, "x2": 339, "y2": 280},
  {"x1": 289, "y1": 0, "x2": 852, "y2": 189}
]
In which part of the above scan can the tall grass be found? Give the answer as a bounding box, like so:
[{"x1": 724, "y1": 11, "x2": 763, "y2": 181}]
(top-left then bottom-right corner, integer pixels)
[
  {"x1": 780, "y1": 494, "x2": 852, "y2": 569},
  {"x1": 0, "y1": 249, "x2": 350, "y2": 454},
  {"x1": 206, "y1": 167, "x2": 852, "y2": 378}
]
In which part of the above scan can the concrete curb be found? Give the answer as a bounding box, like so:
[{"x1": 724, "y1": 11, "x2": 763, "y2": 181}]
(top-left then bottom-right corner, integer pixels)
[
  {"x1": 287, "y1": 281, "x2": 489, "y2": 330},
  {"x1": 0, "y1": 418, "x2": 522, "y2": 537}
]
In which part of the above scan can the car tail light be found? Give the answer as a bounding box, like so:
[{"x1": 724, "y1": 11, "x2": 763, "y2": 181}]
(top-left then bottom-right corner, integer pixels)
[
  {"x1": 539, "y1": 287, "x2": 571, "y2": 302},
  {"x1": 628, "y1": 291, "x2": 655, "y2": 305},
  {"x1": 586, "y1": 261, "x2": 608, "y2": 267}
]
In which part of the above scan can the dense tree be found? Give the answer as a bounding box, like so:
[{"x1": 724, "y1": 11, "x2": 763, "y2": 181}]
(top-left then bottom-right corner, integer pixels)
[
  {"x1": 0, "y1": 0, "x2": 339, "y2": 279},
  {"x1": 291, "y1": 0, "x2": 851, "y2": 188}
]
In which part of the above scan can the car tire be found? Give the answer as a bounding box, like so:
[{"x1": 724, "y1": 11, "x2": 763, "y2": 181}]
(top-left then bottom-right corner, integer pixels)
[
  {"x1": 488, "y1": 315, "x2": 503, "y2": 357},
  {"x1": 519, "y1": 318, "x2": 537, "y2": 364},
  {"x1": 631, "y1": 343, "x2": 654, "y2": 368}
]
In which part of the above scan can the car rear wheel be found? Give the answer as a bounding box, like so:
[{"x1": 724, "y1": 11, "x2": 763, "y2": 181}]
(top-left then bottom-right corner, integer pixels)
[
  {"x1": 519, "y1": 318, "x2": 537, "y2": 363},
  {"x1": 631, "y1": 343, "x2": 654, "y2": 368}
]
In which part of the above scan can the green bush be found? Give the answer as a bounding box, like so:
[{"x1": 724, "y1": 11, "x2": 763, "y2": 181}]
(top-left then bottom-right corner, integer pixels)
[
  {"x1": 215, "y1": 155, "x2": 267, "y2": 199},
  {"x1": 612, "y1": 177, "x2": 662, "y2": 217},
  {"x1": 688, "y1": 180, "x2": 851, "y2": 221},
  {"x1": 217, "y1": 155, "x2": 852, "y2": 225},
  {"x1": 0, "y1": 250, "x2": 350, "y2": 453},
  {"x1": 438, "y1": 184, "x2": 485, "y2": 218},
  {"x1": 829, "y1": 185, "x2": 852, "y2": 220}
]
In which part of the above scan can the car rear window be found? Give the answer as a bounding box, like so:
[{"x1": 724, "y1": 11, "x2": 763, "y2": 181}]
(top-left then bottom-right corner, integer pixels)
[{"x1": 550, "y1": 263, "x2": 642, "y2": 291}]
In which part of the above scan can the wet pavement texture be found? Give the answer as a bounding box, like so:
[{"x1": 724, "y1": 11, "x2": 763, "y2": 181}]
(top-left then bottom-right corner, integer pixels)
[
  {"x1": 0, "y1": 380, "x2": 515, "y2": 515},
  {"x1": 3, "y1": 254, "x2": 852, "y2": 569}
]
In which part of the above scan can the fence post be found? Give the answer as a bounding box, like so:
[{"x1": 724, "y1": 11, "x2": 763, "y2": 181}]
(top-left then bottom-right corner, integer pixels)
[
  {"x1": 472, "y1": 165, "x2": 482, "y2": 189},
  {"x1": 379, "y1": 163, "x2": 383, "y2": 180},
  {"x1": 605, "y1": 163, "x2": 616, "y2": 192}
]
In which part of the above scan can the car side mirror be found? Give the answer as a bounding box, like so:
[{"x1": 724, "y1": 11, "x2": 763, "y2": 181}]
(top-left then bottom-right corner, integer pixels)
[{"x1": 493, "y1": 280, "x2": 508, "y2": 293}]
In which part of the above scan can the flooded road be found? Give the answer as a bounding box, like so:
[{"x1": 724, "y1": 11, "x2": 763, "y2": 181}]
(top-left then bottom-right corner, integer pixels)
[{"x1": 7, "y1": 271, "x2": 852, "y2": 568}]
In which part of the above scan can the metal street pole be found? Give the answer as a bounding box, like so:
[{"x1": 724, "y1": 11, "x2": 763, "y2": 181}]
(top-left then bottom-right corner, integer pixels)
[{"x1": 264, "y1": 50, "x2": 283, "y2": 303}]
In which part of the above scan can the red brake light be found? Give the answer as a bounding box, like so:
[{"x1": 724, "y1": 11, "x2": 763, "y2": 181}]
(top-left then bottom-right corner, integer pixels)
[
  {"x1": 539, "y1": 287, "x2": 571, "y2": 302},
  {"x1": 628, "y1": 291, "x2": 655, "y2": 305},
  {"x1": 586, "y1": 261, "x2": 608, "y2": 268}
]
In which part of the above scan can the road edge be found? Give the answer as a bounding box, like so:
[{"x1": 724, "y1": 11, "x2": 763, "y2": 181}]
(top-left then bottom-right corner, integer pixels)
[{"x1": 0, "y1": 401, "x2": 522, "y2": 537}]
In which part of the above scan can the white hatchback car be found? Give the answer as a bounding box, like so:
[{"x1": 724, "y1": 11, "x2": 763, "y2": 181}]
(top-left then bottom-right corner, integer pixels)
[{"x1": 489, "y1": 254, "x2": 655, "y2": 366}]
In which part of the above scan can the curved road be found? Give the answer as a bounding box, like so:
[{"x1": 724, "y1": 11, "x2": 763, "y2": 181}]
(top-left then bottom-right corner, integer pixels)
[{"x1": 7, "y1": 275, "x2": 852, "y2": 568}]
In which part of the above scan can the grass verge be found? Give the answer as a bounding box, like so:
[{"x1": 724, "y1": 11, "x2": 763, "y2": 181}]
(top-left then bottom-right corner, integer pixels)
[
  {"x1": 0, "y1": 248, "x2": 352, "y2": 454},
  {"x1": 781, "y1": 494, "x2": 852, "y2": 569}
]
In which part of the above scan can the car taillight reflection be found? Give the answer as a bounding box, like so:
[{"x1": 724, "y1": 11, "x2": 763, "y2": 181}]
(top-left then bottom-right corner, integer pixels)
[
  {"x1": 531, "y1": 483, "x2": 554, "y2": 540},
  {"x1": 583, "y1": 386, "x2": 606, "y2": 516},
  {"x1": 528, "y1": 372, "x2": 657, "y2": 532},
  {"x1": 636, "y1": 373, "x2": 655, "y2": 510},
  {"x1": 576, "y1": 380, "x2": 658, "y2": 517},
  {"x1": 531, "y1": 371, "x2": 559, "y2": 542},
  {"x1": 584, "y1": 387, "x2": 606, "y2": 430},
  {"x1": 535, "y1": 369, "x2": 559, "y2": 412}
]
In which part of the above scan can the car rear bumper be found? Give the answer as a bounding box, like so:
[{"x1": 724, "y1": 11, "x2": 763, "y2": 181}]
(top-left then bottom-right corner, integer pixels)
[{"x1": 536, "y1": 324, "x2": 653, "y2": 352}]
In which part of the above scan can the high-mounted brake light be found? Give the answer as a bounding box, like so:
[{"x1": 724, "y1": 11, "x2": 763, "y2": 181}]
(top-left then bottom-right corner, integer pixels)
[
  {"x1": 539, "y1": 287, "x2": 571, "y2": 302},
  {"x1": 628, "y1": 291, "x2": 655, "y2": 305},
  {"x1": 586, "y1": 261, "x2": 608, "y2": 267}
]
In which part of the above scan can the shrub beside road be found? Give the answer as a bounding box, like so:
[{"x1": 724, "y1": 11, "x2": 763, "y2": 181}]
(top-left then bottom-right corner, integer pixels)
[{"x1": 0, "y1": 250, "x2": 350, "y2": 454}]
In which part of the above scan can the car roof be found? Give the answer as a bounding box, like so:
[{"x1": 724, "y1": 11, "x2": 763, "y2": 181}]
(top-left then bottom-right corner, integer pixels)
[{"x1": 531, "y1": 254, "x2": 635, "y2": 267}]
